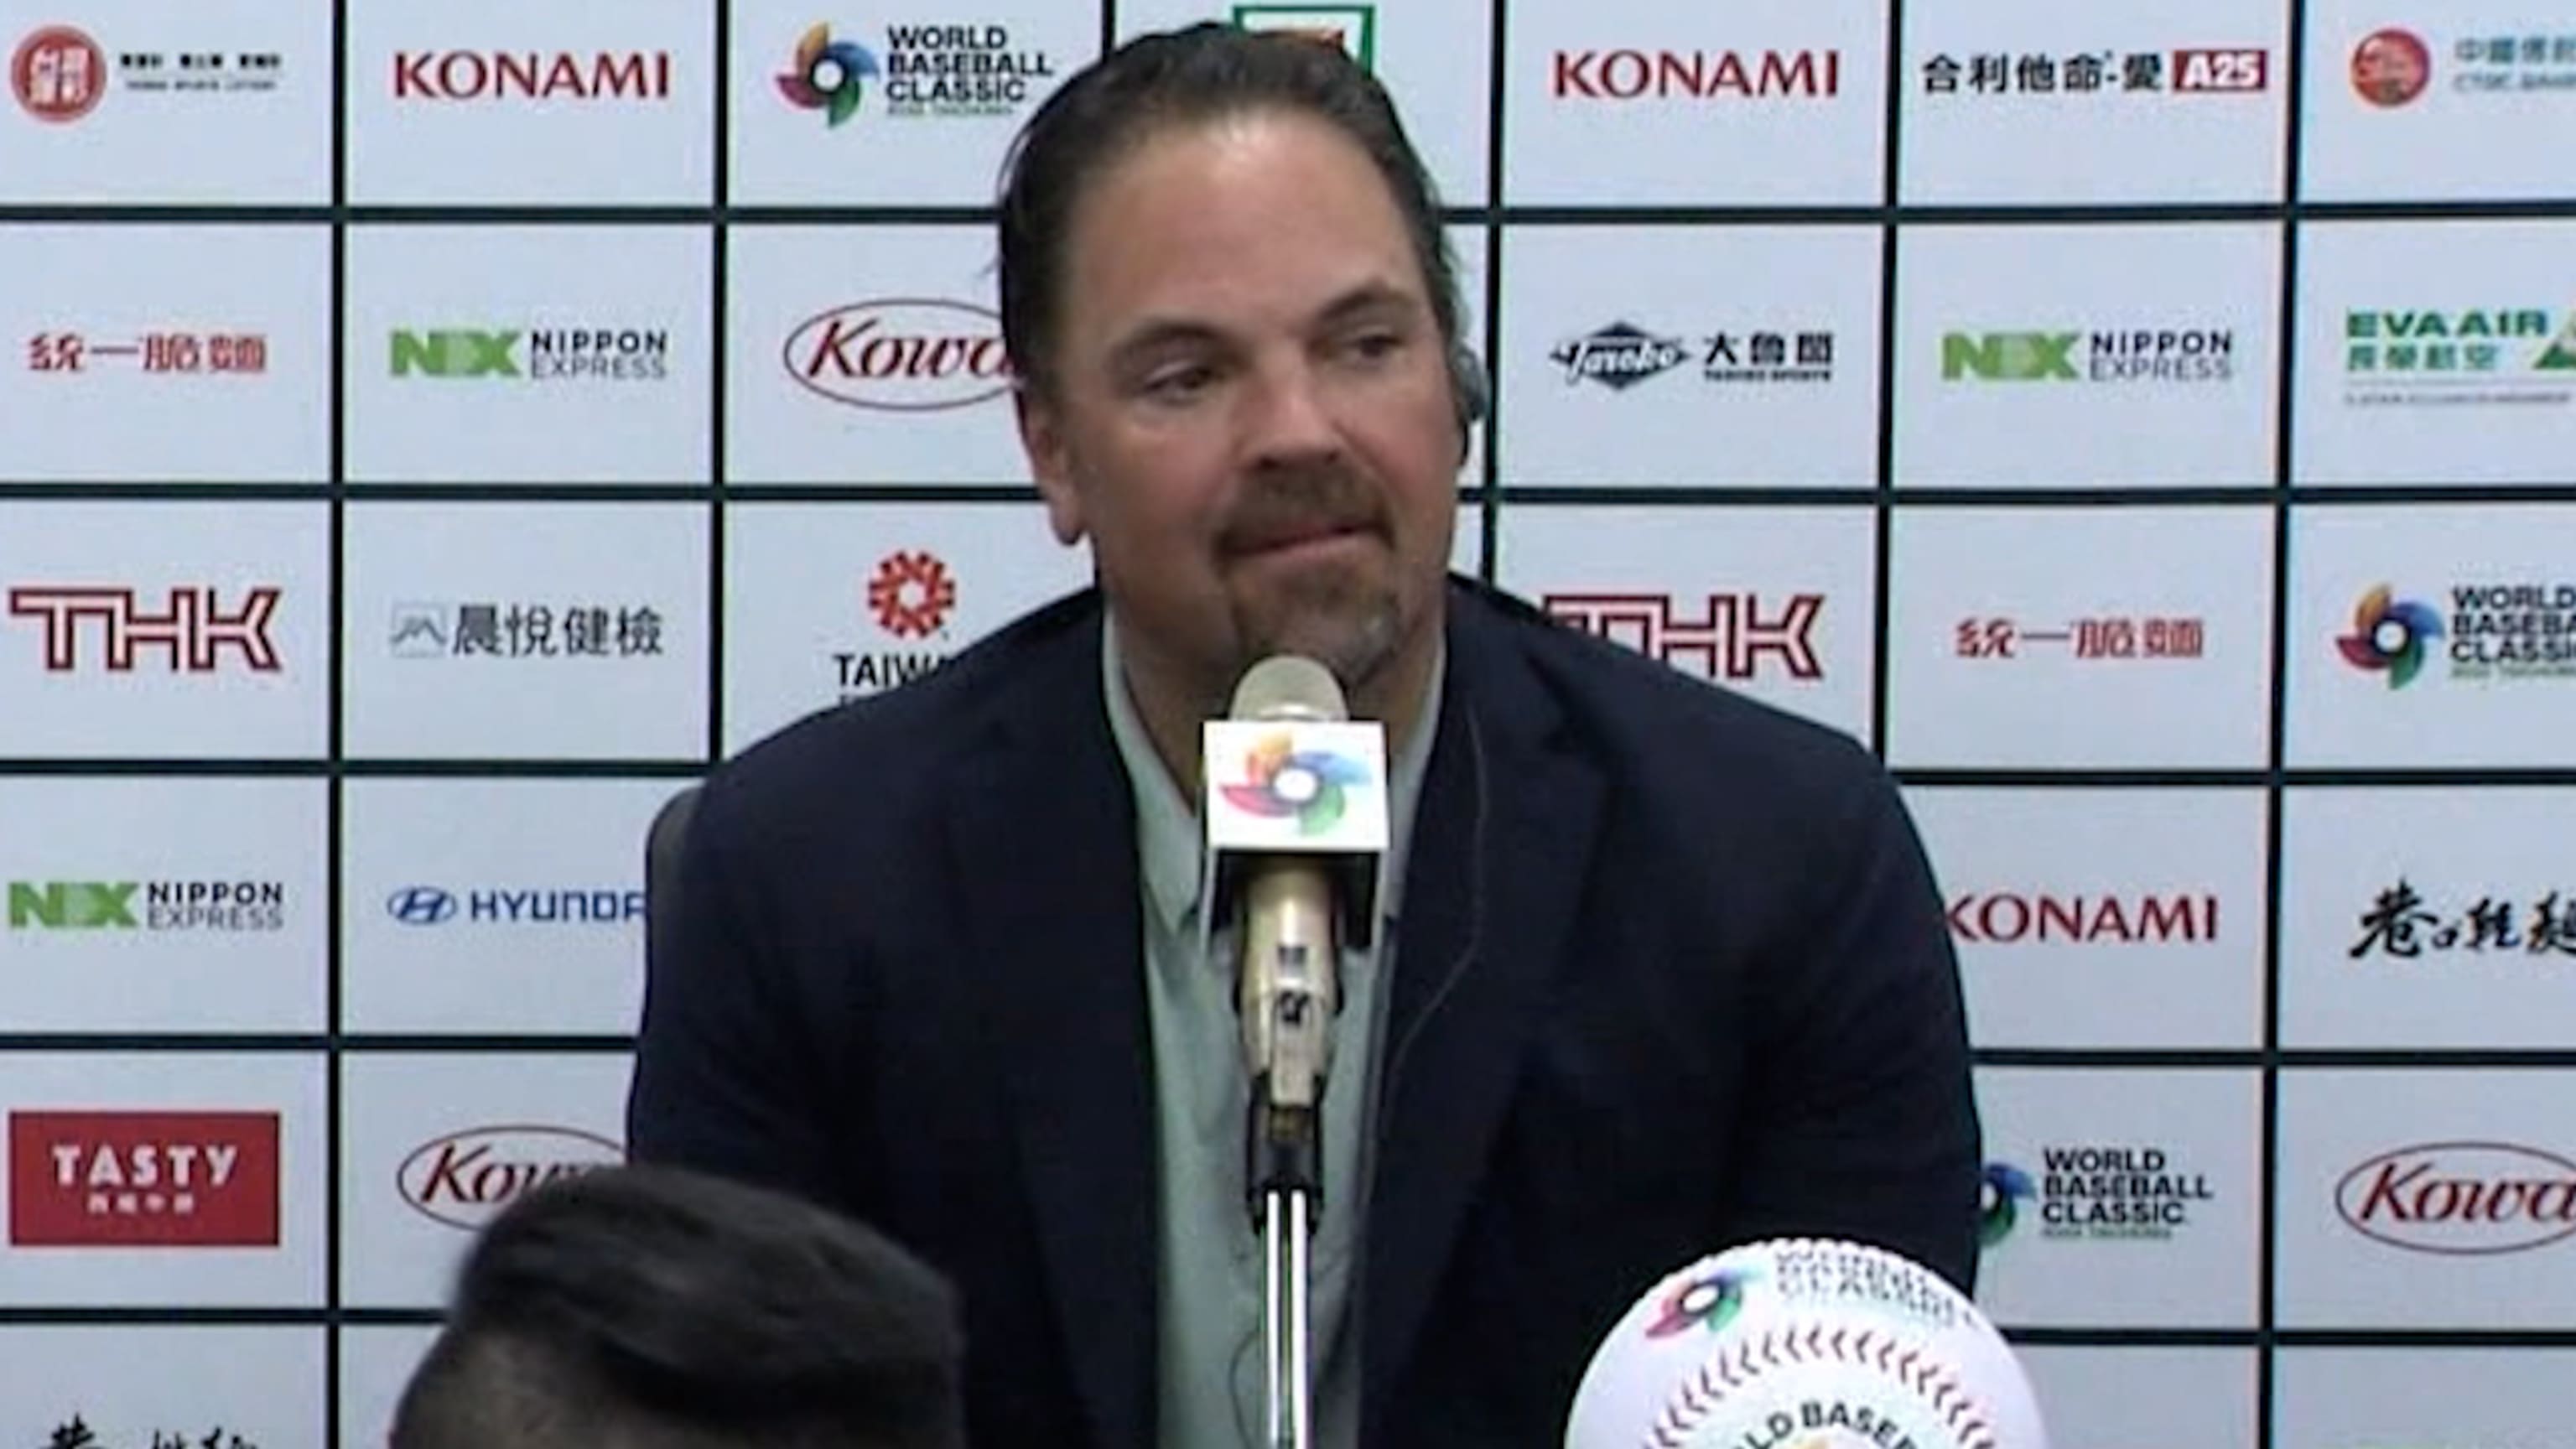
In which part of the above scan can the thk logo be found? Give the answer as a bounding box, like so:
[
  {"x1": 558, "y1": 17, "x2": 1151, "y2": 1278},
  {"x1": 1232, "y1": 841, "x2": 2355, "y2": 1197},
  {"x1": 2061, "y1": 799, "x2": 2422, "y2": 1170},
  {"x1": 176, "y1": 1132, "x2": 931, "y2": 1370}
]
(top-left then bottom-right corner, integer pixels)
[
  {"x1": 7, "y1": 585, "x2": 282, "y2": 673},
  {"x1": 1540, "y1": 592, "x2": 1824, "y2": 681}
]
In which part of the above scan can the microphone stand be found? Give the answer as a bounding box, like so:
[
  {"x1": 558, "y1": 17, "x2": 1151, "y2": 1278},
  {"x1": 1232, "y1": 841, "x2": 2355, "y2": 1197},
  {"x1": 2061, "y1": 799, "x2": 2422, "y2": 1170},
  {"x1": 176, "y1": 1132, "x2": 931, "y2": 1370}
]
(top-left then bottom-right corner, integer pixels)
[
  {"x1": 1239, "y1": 858, "x2": 1339, "y2": 1449},
  {"x1": 1254, "y1": 1103, "x2": 1319, "y2": 1449}
]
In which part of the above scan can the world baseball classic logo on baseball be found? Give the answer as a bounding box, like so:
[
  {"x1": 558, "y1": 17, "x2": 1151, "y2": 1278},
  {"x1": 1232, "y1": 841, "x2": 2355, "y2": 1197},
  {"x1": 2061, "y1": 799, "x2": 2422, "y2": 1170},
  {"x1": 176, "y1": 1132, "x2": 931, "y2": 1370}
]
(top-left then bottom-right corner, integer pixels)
[{"x1": 1565, "y1": 1238, "x2": 2047, "y2": 1449}]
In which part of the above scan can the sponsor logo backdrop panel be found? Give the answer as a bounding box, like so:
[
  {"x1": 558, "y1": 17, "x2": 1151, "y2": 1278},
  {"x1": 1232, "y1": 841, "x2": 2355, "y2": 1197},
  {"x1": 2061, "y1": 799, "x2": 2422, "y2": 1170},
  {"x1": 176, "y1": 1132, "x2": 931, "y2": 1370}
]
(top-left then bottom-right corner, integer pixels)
[{"x1": 3, "y1": 0, "x2": 2570, "y2": 1442}]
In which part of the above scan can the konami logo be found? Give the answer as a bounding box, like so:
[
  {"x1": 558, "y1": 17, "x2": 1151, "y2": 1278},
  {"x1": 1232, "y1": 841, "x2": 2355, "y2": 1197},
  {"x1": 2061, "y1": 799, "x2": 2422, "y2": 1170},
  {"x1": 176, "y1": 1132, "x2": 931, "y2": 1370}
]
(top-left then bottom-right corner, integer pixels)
[
  {"x1": 2335, "y1": 1141, "x2": 2576, "y2": 1256},
  {"x1": 398, "y1": 1124, "x2": 623, "y2": 1231},
  {"x1": 8, "y1": 1109, "x2": 282, "y2": 1247}
]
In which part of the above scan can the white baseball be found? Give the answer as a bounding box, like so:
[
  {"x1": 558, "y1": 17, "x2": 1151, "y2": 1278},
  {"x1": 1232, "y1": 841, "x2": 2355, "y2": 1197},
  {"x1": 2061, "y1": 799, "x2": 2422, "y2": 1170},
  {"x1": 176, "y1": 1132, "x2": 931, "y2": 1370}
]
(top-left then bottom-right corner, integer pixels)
[{"x1": 1565, "y1": 1238, "x2": 2047, "y2": 1449}]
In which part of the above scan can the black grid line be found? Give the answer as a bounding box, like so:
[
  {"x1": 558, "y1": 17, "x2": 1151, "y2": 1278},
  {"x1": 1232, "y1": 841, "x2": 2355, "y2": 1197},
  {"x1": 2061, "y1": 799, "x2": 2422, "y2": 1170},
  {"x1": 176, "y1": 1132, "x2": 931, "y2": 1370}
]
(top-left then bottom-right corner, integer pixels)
[
  {"x1": 324, "y1": 0, "x2": 351, "y2": 1436},
  {"x1": 2258, "y1": 6, "x2": 2311, "y2": 1445},
  {"x1": 1870, "y1": 0, "x2": 1907, "y2": 762}
]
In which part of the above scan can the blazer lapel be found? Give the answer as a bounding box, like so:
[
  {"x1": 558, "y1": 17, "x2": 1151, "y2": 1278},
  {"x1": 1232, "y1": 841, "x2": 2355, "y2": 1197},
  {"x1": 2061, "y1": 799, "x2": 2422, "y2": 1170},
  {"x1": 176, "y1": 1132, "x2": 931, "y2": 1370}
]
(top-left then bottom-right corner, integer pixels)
[
  {"x1": 1362, "y1": 589, "x2": 1607, "y2": 1412},
  {"x1": 949, "y1": 607, "x2": 1157, "y2": 1449}
]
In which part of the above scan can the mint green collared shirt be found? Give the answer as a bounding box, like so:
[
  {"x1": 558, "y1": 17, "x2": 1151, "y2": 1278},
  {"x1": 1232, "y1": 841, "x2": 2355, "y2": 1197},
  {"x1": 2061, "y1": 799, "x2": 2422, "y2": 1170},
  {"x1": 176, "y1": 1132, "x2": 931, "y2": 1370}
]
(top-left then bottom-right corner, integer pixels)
[{"x1": 1100, "y1": 618, "x2": 1441, "y2": 1449}]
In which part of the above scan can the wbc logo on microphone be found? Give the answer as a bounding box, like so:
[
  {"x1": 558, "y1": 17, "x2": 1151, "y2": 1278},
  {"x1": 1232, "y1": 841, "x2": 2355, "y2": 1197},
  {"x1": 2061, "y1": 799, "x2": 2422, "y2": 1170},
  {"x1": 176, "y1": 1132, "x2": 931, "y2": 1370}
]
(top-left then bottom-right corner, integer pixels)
[{"x1": 1203, "y1": 723, "x2": 1389, "y2": 854}]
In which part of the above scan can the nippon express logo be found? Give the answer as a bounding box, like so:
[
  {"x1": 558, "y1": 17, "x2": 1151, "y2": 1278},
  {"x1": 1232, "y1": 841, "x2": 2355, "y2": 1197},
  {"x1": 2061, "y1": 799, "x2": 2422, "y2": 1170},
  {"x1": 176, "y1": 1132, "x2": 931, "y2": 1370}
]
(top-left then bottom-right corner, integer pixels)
[
  {"x1": 2337, "y1": 582, "x2": 2576, "y2": 687},
  {"x1": 776, "y1": 23, "x2": 1053, "y2": 125},
  {"x1": 1940, "y1": 326, "x2": 2237, "y2": 384},
  {"x1": 2337, "y1": 1141, "x2": 2576, "y2": 1255},
  {"x1": 388, "y1": 326, "x2": 672, "y2": 382},
  {"x1": 8, "y1": 880, "x2": 287, "y2": 933},
  {"x1": 834, "y1": 549, "x2": 959, "y2": 701},
  {"x1": 385, "y1": 885, "x2": 645, "y2": 927},
  {"x1": 1981, "y1": 1146, "x2": 2215, "y2": 1246}
]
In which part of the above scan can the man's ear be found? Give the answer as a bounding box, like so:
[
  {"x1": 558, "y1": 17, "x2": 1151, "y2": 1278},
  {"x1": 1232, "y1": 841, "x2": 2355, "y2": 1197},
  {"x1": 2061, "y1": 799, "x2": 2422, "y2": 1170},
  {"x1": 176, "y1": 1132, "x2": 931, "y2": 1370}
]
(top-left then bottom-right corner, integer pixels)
[{"x1": 1015, "y1": 382, "x2": 1086, "y2": 546}]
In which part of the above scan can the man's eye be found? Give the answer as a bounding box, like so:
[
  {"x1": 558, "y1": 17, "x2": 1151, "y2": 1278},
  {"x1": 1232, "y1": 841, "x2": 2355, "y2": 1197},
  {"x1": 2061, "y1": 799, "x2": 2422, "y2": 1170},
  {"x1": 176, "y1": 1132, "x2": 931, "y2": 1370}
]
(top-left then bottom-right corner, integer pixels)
[{"x1": 1143, "y1": 364, "x2": 1214, "y2": 398}]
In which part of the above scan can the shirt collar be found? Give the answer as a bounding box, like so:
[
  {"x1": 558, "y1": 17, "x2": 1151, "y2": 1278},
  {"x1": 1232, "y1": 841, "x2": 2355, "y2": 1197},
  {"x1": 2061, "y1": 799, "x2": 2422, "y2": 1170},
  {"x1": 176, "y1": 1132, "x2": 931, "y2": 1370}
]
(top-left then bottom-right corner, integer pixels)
[{"x1": 1102, "y1": 610, "x2": 1444, "y2": 937}]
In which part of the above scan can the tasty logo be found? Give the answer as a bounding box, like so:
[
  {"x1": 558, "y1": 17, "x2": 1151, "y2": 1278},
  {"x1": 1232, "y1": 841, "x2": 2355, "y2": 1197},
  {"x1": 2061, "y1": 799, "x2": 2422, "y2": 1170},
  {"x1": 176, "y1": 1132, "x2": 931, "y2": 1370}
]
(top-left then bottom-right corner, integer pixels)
[
  {"x1": 2337, "y1": 584, "x2": 2444, "y2": 688},
  {"x1": 1219, "y1": 732, "x2": 1374, "y2": 836},
  {"x1": 777, "y1": 23, "x2": 878, "y2": 126}
]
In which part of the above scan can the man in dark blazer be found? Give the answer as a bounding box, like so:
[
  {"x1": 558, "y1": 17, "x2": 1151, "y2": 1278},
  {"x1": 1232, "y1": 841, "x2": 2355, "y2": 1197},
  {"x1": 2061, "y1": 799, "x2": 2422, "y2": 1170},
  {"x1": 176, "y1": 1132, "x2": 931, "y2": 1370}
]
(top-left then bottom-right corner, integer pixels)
[{"x1": 628, "y1": 23, "x2": 1979, "y2": 1449}]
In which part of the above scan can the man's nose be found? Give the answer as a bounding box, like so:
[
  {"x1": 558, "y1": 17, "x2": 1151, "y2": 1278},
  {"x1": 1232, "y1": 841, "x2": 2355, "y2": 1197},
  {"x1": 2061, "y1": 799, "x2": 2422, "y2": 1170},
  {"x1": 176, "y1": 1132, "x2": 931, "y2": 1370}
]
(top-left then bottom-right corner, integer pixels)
[{"x1": 1239, "y1": 356, "x2": 1343, "y2": 465}]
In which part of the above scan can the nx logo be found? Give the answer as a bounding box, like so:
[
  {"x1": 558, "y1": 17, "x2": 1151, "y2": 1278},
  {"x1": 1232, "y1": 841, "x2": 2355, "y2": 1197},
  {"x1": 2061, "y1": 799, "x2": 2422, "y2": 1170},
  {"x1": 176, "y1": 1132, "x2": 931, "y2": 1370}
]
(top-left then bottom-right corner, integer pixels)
[
  {"x1": 391, "y1": 330, "x2": 519, "y2": 378},
  {"x1": 1942, "y1": 332, "x2": 2079, "y2": 382},
  {"x1": 386, "y1": 887, "x2": 459, "y2": 925},
  {"x1": 8, "y1": 882, "x2": 137, "y2": 929},
  {"x1": 6, "y1": 586, "x2": 282, "y2": 673}
]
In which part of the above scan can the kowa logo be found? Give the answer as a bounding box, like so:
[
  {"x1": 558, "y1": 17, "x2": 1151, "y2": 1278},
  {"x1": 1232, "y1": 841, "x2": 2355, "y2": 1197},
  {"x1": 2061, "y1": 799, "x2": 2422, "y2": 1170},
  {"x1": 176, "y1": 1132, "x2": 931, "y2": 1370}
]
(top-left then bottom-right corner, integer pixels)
[
  {"x1": 1947, "y1": 891, "x2": 2219, "y2": 943},
  {"x1": 786, "y1": 299, "x2": 1011, "y2": 411},
  {"x1": 2337, "y1": 1141, "x2": 2576, "y2": 1255},
  {"x1": 6, "y1": 585, "x2": 281, "y2": 673},
  {"x1": 386, "y1": 885, "x2": 644, "y2": 927},
  {"x1": 392, "y1": 49, "x2": 673, "y2": 101},
  {"x1": 390, "y1": 328, "x2": 671, "y2": 382},
  {"x1": 8, "y1": 880, "x2": 286, "y2": 932},
  {"x1": 399, "y1": 1124, "x2": 623, "y2": 1231},
  {"x1": 1941, "y1": 328, "x2": 2236, "y2": 383}
]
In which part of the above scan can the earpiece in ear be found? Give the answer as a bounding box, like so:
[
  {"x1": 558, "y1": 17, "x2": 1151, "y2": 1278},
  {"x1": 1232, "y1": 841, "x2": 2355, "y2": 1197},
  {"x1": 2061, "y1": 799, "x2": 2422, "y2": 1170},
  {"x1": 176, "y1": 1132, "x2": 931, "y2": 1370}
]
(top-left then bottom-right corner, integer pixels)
[{"x1": 1449, "y1": 345, "x2": 1490, "y2": 429}]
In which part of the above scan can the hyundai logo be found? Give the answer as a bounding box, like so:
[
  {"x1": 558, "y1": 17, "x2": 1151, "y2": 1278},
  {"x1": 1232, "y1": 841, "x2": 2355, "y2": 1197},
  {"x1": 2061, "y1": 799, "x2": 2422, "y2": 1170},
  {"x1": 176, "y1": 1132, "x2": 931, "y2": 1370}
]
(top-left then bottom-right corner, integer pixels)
[{"x1": 387, "y1": 886, "x2": 458, "y2": 925}]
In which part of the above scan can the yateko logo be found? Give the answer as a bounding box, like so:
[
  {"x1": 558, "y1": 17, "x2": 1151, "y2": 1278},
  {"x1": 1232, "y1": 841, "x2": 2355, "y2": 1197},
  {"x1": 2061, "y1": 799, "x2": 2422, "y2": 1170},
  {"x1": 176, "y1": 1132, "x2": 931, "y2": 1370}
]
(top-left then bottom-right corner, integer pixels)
[
  {"x1": 2337, "y1": 1141, "x2": 2576, "y2": 1255},
  {"x1": 1549, "y1": 322, "x2": 1690, "y2": 391},
  {"x1": 8, "y1": 1109, "x2": 281, "y2": 1247},
  {"x1": 6, "y1": 585, "x2": 282, "y2": 673},
  {"x1": 392, "y1": 49, "x2": 673, "y2": 102},
  {"x1": 1551, "y1": 48, "x2": 1841, "y2": 100},
  {"x1": 398, "y1": 1124, "x2": 623, "y2": 1231},
  {"x1": 786, "y1": 299, "x2": 1011, "y2": 411},
  {"x1": 1947, "y1": 891, "x2": 2219, "y2": 944}
]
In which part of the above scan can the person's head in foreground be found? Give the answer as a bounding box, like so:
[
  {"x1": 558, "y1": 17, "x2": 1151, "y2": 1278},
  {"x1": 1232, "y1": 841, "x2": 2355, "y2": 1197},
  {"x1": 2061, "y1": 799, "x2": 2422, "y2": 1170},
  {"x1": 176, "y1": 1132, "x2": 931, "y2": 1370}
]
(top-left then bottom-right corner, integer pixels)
[
  {"x1": 388, "y1": 1163, "x2": 967, "y2": 1449},
  {"x1": 1000, "y1": 19, "x2": 1477, "y2": 774}
]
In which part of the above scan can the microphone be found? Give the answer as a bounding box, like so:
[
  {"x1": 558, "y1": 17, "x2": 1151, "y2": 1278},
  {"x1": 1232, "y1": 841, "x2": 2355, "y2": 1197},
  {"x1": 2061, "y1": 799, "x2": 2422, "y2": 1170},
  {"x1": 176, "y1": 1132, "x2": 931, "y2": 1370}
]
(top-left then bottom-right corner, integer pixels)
[{"x1": 1203, "y1": 654, "x2": 1388, "y2": 1217}]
